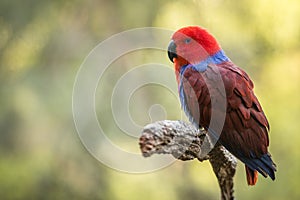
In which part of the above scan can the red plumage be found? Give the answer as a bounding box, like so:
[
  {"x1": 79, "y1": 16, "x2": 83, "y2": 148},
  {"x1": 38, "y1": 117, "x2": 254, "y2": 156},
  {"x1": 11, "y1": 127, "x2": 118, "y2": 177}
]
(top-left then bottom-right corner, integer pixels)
[{"x1": 169, "y1": 26, "x2": 276, "y2": 185}]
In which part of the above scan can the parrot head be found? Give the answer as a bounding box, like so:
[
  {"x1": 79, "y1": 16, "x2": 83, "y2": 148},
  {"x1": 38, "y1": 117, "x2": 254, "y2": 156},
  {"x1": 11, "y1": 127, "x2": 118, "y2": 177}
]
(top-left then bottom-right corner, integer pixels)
[{"x1": 168, "y1": 26, "x2": 222, "y2": 72}]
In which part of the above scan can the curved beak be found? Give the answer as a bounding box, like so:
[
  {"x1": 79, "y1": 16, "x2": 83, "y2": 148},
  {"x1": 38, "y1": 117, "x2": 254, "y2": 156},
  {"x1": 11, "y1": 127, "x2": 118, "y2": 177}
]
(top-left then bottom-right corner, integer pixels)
[{"x1": 167, "y1": 40, "x2": 177, "y2": 63}]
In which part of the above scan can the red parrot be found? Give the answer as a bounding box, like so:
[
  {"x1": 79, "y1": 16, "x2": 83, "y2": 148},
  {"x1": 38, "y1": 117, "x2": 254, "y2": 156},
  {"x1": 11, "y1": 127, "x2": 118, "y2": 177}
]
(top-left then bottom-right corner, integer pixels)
[{"x1": 168, "y1": 26, "x2": 276, "y2": 185}]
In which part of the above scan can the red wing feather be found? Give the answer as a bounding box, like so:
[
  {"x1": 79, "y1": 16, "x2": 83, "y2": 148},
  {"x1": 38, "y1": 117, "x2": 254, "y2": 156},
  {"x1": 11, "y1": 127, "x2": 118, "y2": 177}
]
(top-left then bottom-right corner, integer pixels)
[
  {"x1": 180, "y1": 62, "x2": 275, "y2": 184},
  {"x1": 219, "y1": 63, "x2": 270, "y2": 157},
  {"x1": 181, "y1": 62, "x2": 270, "y2": 158}
]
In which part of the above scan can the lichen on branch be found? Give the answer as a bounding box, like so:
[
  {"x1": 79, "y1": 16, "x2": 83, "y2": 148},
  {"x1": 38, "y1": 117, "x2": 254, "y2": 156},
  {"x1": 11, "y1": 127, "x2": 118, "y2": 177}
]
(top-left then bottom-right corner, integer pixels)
[{"x1": 139, "y1": 120, "x2": 237, "y2": 200}]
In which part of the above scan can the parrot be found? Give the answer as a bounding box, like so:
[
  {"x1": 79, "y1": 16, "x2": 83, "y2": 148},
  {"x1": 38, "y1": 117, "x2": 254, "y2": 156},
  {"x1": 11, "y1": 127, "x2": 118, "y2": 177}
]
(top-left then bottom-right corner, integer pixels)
[{"x1": 167, "y1": 26, "x2": 276, "y2": 185}]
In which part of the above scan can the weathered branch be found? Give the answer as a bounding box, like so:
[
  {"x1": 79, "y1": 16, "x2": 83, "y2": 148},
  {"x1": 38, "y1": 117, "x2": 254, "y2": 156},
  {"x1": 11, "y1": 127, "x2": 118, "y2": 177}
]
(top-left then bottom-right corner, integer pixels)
[{"x1": 139, "y1": 120, "x2": 237, "y2": 200}]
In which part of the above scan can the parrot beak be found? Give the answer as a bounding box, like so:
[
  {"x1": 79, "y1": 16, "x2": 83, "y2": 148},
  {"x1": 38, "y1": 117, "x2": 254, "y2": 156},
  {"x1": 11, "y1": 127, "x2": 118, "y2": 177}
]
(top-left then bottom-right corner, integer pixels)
[{"x1": 168, "y1": 40, "x2": 177, "y2": 63}]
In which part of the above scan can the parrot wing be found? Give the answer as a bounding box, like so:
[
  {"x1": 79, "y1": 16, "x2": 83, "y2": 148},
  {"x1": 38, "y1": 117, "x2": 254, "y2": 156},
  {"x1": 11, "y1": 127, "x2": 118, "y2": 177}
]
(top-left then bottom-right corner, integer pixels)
[
  {"x1": 218, "y1": 62, "x2": 276, "y2": 184},
  {"x1": 179, "y1": 62, "x2": 276, "y2": 185}
]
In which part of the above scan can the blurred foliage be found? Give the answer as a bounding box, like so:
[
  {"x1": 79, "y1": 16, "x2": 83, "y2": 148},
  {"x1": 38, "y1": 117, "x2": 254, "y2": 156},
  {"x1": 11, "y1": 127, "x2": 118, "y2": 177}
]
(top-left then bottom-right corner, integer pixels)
[{"x1": 0, "y1": 0, "x2": 300, "y2": 199}]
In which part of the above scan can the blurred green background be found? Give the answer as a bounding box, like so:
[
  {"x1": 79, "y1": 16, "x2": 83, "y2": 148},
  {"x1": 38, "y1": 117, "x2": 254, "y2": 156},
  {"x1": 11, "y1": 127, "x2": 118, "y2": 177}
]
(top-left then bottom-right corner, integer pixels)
[{"x1": 1, "y1": 0, "x2": 300, "y2": 199}]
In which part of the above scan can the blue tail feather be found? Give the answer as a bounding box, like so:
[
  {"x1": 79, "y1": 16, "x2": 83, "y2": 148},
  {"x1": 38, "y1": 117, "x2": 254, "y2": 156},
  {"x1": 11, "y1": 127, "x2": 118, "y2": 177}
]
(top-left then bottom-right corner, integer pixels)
[
  {"x1": 239, "y1": 153, "x2": 276, "y2": 180},
  {"x1": 206, "y1": 128, "x2": 276, "y2": 181}
]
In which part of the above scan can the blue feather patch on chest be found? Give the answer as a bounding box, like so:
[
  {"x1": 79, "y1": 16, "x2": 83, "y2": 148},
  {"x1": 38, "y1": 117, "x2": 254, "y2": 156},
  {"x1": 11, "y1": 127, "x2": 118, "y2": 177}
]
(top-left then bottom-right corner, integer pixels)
[{"x1": 178, "y1": 50, "x2": 230, "y2": 127}]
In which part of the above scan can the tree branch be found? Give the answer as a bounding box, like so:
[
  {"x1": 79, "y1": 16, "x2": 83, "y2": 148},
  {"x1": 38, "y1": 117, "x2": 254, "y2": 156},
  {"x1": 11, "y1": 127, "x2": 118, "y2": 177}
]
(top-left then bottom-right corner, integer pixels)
[{"x1": 139, "y1": 120, "x2": 237, "y2": 200}]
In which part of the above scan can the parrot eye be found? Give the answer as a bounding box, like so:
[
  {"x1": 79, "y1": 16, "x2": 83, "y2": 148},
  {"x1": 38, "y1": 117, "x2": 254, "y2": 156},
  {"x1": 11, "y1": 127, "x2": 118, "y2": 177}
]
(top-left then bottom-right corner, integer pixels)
[{"x1": 184, "y1": 38, "x2": 191, "y2": 44}]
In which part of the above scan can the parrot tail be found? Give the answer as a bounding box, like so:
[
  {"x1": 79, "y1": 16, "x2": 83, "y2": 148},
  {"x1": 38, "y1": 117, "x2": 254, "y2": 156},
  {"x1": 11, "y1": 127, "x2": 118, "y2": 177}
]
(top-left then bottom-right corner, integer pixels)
[{"x1": 245, "y1": 165, "x2": 258, "y2": 185}]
